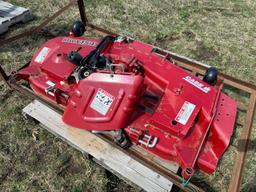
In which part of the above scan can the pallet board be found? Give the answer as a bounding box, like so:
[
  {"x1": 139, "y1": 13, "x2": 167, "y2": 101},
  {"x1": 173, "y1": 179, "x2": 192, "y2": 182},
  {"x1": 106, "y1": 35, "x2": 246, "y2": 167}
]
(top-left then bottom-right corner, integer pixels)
[
  {"x1": 0, "y1": 1, "x2": 33, "y2": 34},
  {"x1": 23, "y1": 100, "x2": 179, "y2": 192}
]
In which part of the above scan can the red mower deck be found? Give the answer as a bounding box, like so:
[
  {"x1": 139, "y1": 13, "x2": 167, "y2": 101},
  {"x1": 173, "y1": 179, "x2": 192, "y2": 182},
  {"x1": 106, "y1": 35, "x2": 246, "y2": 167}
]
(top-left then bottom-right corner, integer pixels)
[{"x1": 17, "y1": 33, "x2": 236, "y2": 179}]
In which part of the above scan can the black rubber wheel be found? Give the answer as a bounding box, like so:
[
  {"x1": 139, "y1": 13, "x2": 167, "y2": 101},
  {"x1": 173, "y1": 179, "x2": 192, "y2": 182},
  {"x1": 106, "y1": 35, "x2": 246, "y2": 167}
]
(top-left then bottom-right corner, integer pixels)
[
  {"x1": 71, "y1": 20, "x2": 85, "y2": 37},
  {"x1": 203, "y1": 67, "x2": 219, "y2": 85}
]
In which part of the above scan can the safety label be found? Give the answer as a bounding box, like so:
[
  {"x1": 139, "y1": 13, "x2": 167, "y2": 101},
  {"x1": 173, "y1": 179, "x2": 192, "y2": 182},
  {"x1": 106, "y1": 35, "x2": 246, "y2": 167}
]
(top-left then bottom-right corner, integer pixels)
[
  {"x1": 175, "y1": 101, "x2": 196, "y2": 125},
  {"x1": 90, "y1": 88, "x2": 115, "y2": 116},
  {"x1": 35, "y1": 47, "x2": 50, "y2": 64}
]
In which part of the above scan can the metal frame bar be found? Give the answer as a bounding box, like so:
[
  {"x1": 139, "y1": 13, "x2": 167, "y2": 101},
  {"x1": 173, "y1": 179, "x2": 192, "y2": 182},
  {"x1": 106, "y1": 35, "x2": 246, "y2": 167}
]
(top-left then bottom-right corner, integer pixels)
[
  {"x1": 0, "y1": 64, "x2": 9, "y2": 86},
  {"x1": 0, "y1": 1, "x2": 255, "y2": 191}
]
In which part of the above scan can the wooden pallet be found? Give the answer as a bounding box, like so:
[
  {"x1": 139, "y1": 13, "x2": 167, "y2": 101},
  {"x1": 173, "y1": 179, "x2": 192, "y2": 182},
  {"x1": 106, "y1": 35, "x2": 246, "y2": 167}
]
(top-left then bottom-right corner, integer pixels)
[
  {"x1": 23, "y1": 100, "x2": 179, "y2": 192},
  {"x1": 0, "y1": 1, "x2": 33, "y2": 34}
]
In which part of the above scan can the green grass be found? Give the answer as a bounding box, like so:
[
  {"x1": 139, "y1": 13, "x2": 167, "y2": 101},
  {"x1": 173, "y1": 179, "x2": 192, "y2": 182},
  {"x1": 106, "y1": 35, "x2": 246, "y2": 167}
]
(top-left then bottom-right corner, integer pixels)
[{"x1": 0, "y1": 0, "x2": 256, "y2": 191}]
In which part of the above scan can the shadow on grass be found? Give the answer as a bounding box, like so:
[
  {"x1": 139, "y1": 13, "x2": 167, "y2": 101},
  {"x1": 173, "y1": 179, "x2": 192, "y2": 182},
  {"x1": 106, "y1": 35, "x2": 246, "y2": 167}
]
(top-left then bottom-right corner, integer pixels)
[
  {"x1": 237, "y1": 138, "x2": 256, "y2": 152},
  {"x1": 0, "y1": 89, "x2": 14, "y2": 104},
  {"x1": 105, "y1": 169, "x2": 140, "y2": 192},
  {"x1": 191, "y1": 180, "x2": 217, "y2": 192},
  {"x1": 1, "y1": 21, "x2": 70, "y2": 48}
]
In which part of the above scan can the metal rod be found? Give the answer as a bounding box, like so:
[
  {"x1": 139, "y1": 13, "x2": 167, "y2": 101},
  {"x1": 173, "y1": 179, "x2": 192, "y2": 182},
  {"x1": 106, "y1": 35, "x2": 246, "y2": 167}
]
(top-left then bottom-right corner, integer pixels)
[
  {"x1": 77, "y1": 0, "x2": 88, "y2": 25},
  {"x1": 0, "y1": 64, "x2": 9, "y2": 87}
]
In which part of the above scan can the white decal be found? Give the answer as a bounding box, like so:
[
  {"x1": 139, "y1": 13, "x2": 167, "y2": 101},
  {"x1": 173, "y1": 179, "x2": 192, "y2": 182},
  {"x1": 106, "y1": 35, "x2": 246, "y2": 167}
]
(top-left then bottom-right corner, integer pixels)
[
  {"x1": 183, "y1": 76, "x2": 211, "y2": 93},
  {"x1": 46, "y1": 80, "x2": 55, "y2": 87},
  {"x1": 62, "y1": 38, "x2": 97, "y2": 46},
  {"x1": 175, "y1": 101, "x2": 196, "y2": 125},
  {"x1": 90, "y1": 88, "x2": 114, "y2": 116},
  {"x1": 35, "y1": 47, "x2": 50, "y2": 64}
]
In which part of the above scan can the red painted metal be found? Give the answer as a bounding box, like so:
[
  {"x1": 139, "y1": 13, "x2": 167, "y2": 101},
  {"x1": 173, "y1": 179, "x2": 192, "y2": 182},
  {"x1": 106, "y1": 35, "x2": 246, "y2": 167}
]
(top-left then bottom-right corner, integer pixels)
[
  {"x1": 17, "y1": 34, "x2": 237, "y2": 179},
  {"x1": 63, "y1": 73, "x2": 144, "y2": 130}
]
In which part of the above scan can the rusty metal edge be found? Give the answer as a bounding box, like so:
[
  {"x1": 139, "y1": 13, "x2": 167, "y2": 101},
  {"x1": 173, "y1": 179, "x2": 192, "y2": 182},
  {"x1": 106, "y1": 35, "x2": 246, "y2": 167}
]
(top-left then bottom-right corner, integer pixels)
[
  {"x1": 0, "y1": 64, "x2": 9, "y2": 87},
  {"x1": 77, "y1": 0, "x2": 88, "y2": 25}
]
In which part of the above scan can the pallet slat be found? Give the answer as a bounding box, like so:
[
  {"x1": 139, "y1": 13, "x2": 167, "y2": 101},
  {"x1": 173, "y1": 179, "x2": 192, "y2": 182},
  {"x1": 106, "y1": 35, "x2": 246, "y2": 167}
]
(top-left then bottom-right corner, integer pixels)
[{"x1": 23, "y1": 100, "x2": 178, "y2": 192}]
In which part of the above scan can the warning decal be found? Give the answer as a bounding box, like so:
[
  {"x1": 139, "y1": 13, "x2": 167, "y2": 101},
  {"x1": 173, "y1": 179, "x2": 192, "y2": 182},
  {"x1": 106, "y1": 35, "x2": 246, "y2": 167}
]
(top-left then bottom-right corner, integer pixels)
[
  {"x1": 90, "y1": 88, "x2": 115, "y2": 116},
  {"x1": 35, "y1": 47, "x2": 50, "y2": 64},
  {"x1": 175, "y1": 101, "x2": 196, "y2": 125}
]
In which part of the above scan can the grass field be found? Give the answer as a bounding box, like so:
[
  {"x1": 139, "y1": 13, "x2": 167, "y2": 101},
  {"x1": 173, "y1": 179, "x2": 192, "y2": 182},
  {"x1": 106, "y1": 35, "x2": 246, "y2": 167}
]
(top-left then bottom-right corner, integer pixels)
[{"x1": 0, "y1": 0, "x2": 255, "y2": 191}]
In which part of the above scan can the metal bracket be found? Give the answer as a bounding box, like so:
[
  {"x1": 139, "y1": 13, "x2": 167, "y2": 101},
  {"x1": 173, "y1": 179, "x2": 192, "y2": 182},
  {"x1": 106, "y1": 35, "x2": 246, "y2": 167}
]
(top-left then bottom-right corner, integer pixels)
[{"x1": 138, "y1": 134, "x2": 158, "y2": 148}]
